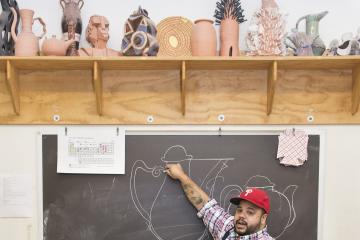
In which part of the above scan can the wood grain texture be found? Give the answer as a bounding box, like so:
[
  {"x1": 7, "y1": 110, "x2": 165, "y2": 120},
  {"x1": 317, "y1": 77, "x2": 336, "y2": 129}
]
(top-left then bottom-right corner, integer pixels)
[
  {"x1": 352, "y1": 65, "x2": 360, "y2": 115},
  {"x1": 0, "y1": 56, "x2": 359, "y2": 124},
  {"x1": 181, "y1": 61, "x2": 186, "y2": 116},
  {"x1": 6, "y1": 60, "x2": 20, "y2": 115},
  {"x1": 267, "y1": 61, "x2": 277, "y2": 115},
  {"x1": 93, "y1": 61, "x2": 103, "y2": 115}
]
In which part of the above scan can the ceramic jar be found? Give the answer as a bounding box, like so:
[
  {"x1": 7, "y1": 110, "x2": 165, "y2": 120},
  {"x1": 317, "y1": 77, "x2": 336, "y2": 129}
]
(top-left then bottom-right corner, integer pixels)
[
  {"x1": 10, "y1": 9, "x2": 46, "y2": 56},
  {"x1": 191, "y1": 19, "x2": 217, "y2": 56},
  {"x1": 220, "y1": 19, "x2": 239, "y2": 56}
]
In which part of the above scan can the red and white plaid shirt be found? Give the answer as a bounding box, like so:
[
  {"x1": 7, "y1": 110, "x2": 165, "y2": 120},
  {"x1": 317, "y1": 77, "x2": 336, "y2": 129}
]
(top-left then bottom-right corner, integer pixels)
[{"x1": 197, "y1": 199, "x2": 274, "y2": 240}]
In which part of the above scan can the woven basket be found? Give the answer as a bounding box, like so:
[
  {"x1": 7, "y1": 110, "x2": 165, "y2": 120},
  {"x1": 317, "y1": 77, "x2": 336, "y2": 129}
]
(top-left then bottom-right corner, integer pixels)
[{"x1": 156, "y1": 17, "x2": 193, "y2": 57}]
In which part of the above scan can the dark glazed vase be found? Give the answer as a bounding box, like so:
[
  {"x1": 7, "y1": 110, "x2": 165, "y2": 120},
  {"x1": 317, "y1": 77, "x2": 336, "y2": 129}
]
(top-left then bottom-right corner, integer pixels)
[
  {"x1": 0, "y1": 0, "x2": 20, "y2": 56},
  {"x1": 60, "y1": 0, "x2": 83, "y2": 56},
  {"x1": 121, "y1": 6, "x2": 159, "y2": 56}
]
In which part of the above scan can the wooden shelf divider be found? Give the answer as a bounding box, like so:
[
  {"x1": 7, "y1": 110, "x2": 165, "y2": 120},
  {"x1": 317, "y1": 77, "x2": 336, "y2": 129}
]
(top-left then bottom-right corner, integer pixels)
[
  {"x1": 181, "y1": 60, "x2": 186, "y2": 116},
  {"x1": 5, "y1": 60, "x2": 20, "y2": 115},
  {"x1": 267, "y1": 60, "x2": 278, "y2": 115},
  {"x1": 93, "y1": 61, "x2": 103, "y2": 116},
  {"x1": 352, "y1": 65, "x2": 360, "y2": 115}
]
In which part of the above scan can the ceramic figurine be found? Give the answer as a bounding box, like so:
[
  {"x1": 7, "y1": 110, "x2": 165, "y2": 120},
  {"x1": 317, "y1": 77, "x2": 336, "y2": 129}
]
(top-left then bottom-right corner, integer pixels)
[
  {"x1": 0, "y1": 0, "x2": 19, "y2": 55},
  {"x1": 246, "y1": 0, "x2": 286, "y2": 56},
  {"x1": 214, "y1": 0, "x2": 246, "y2": 56},
  {"x1": 60, "y1": 0, "x2": 84, "y2": 56},
  {"x1": 78, "y1": 15, "x2": 120, "y2": 56},
  {"x1": 336, "y1": 33, "x2": 360, "y2": 56},
  {"x1": 121, "y1": 6, "x2": 159, "y2": 56},
  {"x1": 286, "y1": 29, "x2": 314, "y2": 56},
  {"x1": 10, "y1": 9, "x2": 46, "y2": 56},
  {"x1": 295, "y1": 11, "x2": 328, "y2": 56}
]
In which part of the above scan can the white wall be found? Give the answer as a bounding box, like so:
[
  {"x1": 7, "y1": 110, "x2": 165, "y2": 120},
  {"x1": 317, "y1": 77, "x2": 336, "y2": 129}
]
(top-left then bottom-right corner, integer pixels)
[
  {"x1": 1, "y1": 0, "x2": 360, "y2": 239},
  {"x1": 17, "y1": 0, "x2": 360, "y2": 51}
]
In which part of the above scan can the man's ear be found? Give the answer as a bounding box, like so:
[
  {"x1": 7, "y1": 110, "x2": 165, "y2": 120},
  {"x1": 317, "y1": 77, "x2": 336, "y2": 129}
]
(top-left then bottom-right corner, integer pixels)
[{"x1": 261, "y1": 213, "x2": 268, "y2": 227}]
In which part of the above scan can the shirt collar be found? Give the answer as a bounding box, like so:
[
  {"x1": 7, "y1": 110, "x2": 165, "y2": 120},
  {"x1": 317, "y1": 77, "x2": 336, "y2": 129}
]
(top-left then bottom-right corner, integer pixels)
[{"x1": 237, "y1": 226, "x2": 269, "y2": 239}]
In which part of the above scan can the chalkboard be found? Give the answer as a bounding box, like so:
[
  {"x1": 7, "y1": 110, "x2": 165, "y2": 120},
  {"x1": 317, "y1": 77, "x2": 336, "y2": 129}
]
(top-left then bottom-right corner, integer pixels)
[{"x1": 42, "y1": 134, "x2": 320, "y2": 240}]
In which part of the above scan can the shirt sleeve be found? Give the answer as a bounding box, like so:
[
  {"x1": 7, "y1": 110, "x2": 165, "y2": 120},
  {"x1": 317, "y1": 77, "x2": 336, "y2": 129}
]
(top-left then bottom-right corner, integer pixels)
[{"x1": 197, "y1": 199, "x2": 234, "y2": 240}]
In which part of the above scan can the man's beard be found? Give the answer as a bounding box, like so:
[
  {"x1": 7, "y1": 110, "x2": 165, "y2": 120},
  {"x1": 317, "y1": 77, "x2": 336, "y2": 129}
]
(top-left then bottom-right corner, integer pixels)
[{"x1": 235, "y1": 219, "x2": 262, "y2": 236}]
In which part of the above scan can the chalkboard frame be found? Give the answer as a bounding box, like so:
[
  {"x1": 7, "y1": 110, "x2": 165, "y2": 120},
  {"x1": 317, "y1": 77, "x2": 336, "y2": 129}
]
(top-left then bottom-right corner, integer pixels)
[{"x1": 37, "y1": 127, "x2": 325, "y2": 240}]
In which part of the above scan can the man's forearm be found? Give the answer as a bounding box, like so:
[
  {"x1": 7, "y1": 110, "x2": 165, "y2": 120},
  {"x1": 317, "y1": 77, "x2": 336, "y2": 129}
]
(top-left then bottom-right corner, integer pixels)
[{"x1": 178, "y1": 174, "x2": 210, "y2": 211}]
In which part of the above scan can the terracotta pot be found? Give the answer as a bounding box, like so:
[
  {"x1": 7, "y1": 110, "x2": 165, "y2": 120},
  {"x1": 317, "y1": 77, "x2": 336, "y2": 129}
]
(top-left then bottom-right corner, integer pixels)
[
  {"x1": 41, "y1": 35, "x2": 75, "y2": 56},
  {"x1": 220, "y1": 18, "x2": 239, "y2": 56},
  {"x1": 191, "y1": 19, "x2": 217, "y2": 56},
  {"x1": 10, "y1": 9, "x2": 46, "y2": 56}
]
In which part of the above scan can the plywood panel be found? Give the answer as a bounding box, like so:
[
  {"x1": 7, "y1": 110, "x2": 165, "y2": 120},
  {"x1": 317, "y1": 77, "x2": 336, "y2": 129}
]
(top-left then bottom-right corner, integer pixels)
[
  {"x1": 0, "y1": 70, "x2": 14, "y2": 118},
  {"x1": 0, "y1": 58, "x2": 360, "y2": 124}
]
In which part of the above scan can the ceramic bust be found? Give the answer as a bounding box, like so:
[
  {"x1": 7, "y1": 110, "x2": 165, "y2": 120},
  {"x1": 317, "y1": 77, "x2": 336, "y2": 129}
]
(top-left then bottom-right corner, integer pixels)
[{"x1": 78, "y1": 15, "x2": 120, "y2": 56}]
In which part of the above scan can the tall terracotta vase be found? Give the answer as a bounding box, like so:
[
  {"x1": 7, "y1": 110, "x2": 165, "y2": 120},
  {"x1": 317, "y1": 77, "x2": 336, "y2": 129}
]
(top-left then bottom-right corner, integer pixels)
[
  {"x1": 191, "y1": 19, "x2": 217, "y2": 56},
  {"x1": 60, "y1": 0, "x2": 83, "y2": 56},
  {"x1": 220, "y1": 18, "x2": 239, "y2": 56},
  {"x1": 10, "y1": 9, "x2": 46, "y2": 56}
]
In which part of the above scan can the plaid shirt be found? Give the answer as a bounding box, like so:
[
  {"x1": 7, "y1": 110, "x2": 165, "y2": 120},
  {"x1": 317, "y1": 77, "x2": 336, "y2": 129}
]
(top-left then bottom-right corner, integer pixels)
[{"x1": 197, "y1": 199, "x2": 274, "y2": 240}]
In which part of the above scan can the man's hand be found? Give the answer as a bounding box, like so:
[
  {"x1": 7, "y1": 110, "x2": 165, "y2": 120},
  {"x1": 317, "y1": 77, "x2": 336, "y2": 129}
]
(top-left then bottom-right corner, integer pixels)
[{"x1": 164, "y1": 163, "x2": 186, "y2": 180}]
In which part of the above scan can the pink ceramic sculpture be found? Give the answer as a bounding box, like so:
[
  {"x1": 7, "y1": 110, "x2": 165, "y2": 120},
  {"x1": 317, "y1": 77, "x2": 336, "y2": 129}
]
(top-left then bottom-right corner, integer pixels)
[
  {"x1": 10, "y1": 9, "x2": 46, "y2": 56},
  {"x1": 78, "y1": 15, "x2": 120, "y2": 56},
  {"x1": 246, "y1": 0, "x2": 286, "y2": 56},
  {"x1": 191, "y1": 19, "x2": 217, "y2": 56}
]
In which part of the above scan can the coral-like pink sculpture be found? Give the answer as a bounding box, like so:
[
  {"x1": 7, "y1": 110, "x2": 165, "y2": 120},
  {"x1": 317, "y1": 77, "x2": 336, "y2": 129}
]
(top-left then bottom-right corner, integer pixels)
[{"x1": 246, "y1": 0, "x2": 286, "y2": 56}]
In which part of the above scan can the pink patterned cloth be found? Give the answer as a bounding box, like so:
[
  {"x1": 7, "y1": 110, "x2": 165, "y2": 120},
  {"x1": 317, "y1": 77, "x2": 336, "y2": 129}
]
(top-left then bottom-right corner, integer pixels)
[{"x1": 277, "y1": 129, "x2": 309, "y2": 167}]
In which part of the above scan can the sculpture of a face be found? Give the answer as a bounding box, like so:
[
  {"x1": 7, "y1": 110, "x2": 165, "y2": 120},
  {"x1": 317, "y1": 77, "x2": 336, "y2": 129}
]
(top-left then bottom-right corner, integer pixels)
[{"x1": 86, "y1": 15, "x2": 109, "y2": 48}]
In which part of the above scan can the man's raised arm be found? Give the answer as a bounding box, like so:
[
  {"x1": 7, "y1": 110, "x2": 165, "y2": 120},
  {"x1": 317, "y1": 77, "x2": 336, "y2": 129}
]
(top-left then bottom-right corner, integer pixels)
[{"x1": 164, "y1": 163, "x2": 209, "y2": 211}]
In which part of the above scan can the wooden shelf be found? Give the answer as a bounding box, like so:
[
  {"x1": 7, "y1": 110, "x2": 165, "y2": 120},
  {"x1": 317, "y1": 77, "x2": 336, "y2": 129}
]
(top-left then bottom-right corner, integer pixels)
[{"x1": 1, "y1": 56, "x2": 360, "y2": 124}]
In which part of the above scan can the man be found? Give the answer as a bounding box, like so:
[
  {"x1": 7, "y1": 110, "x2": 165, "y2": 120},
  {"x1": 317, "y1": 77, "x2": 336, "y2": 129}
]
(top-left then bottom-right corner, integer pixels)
[{"x1": 165, "y1": 163, "x2": 274, "y2": 240}]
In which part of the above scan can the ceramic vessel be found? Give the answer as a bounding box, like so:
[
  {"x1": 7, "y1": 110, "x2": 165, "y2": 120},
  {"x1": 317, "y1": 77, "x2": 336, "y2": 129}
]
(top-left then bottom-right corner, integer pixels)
[
  {"x1": 0, "y1": 0, "x2": 20, "y2": 55},
  {"x1": 295, "y1": 11, "x2": 328, "y2": 56},
  {"x1": 41, "y1": 35, "x2": 75, "y2": 56},
  {"x1": 191, "y1": 19, "x2": 217, "y2": 56},
  {"x1": 10, "y1": 9, "x2": 46, "y2": 56},
  {"x1": 220, "y1": 19, "x2": 239, "y2": 56},
  {"x1": 60, "y1": 0, "x2": 83, "y2": 56},
  {"x1": 121, "y1": 6, "x2": 159, "y2": 56}
]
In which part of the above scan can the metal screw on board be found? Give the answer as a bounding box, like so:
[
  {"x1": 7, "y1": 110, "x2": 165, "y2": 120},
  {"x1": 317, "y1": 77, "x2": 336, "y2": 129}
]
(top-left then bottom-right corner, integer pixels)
[
  {"x1": 307, "y1": 109, "x2": 315, "y2": 123},
  {"x1": 147, "y1": 115, "x2": 154, "y2": 123},
  {"x1": 53, "y1": 114, "x2": 61, "y2": 122},
  {"x1": 218, "y1": 114, "x2": 225, "y2": 122},
  {"x1": 307, "y1": 115, "x2": 315, "y2": 122}
]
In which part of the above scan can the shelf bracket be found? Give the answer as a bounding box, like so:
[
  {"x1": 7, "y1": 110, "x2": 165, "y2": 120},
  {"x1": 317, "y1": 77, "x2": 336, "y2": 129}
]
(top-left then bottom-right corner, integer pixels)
[
  {"x1": 5, "y1": 60, "x2": 20, "y2": 115},
  {"x1": 93, "y1": 61, "x2": 103, "y2": 116},
  {"x1": 352, "y1": 65, "x2": 360, "y2": 115},
  {"x1": 267, "y1": 61, "x2": 278, "y2": 115},
  {"x1": 180, "y1": 61, "x2": 186, "y2": 116}
]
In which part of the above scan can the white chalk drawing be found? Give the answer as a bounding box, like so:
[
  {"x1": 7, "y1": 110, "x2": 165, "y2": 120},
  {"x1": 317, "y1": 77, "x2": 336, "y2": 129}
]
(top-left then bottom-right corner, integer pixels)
[{"x1": 130, "y1": 145, "x2": 297, "y2": 240}]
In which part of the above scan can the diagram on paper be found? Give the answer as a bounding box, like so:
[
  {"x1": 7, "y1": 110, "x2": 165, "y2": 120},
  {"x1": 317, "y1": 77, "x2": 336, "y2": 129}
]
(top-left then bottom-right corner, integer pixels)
[{"x1": 57, "y1": 131, "x2": 125, "y2": 174}]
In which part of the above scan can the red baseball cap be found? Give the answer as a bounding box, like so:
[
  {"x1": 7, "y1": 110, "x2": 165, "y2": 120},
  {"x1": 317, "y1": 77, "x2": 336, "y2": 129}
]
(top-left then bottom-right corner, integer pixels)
[{"x1": 230, "y1": 188, "x2": 270, "y2": 214}]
